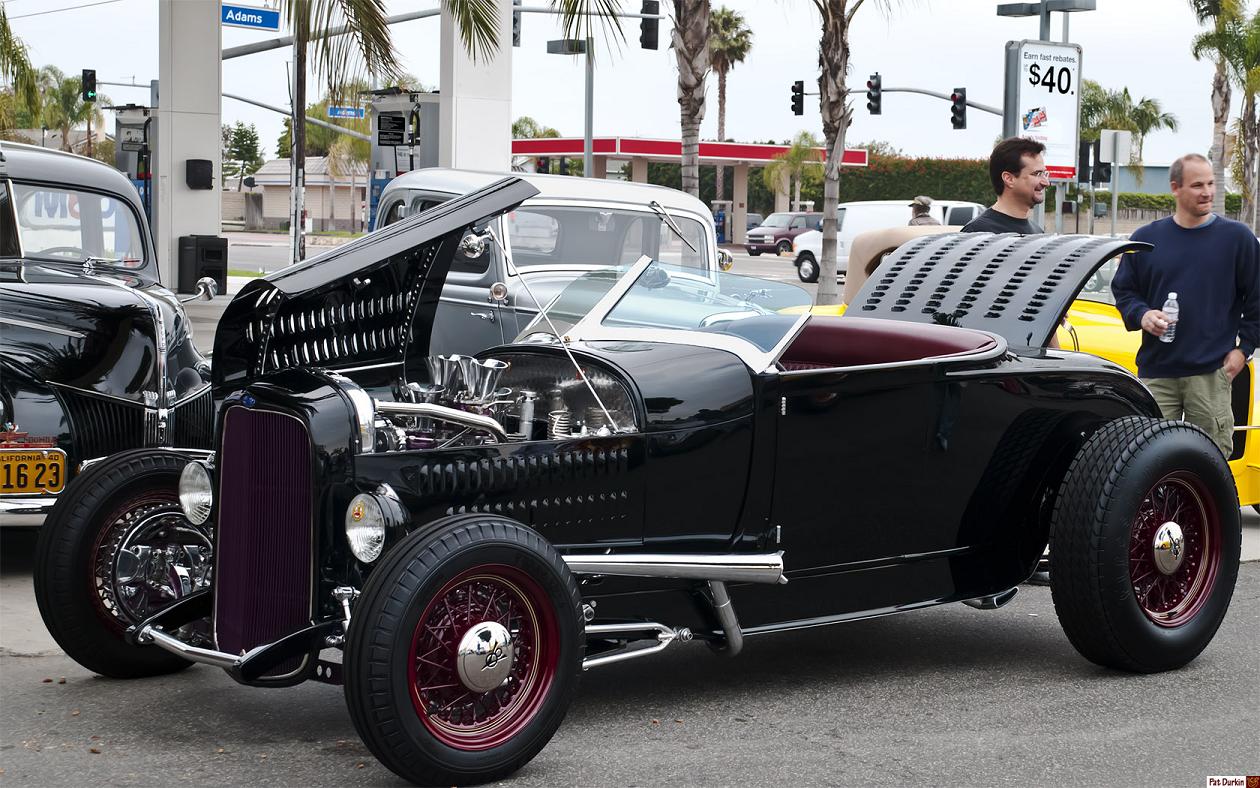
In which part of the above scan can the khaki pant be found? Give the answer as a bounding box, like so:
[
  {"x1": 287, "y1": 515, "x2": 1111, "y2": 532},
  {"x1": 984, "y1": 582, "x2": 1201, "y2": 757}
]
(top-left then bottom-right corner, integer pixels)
[{"x1": 1141, "y1": 369, "x2": 1235, "y2": 456}]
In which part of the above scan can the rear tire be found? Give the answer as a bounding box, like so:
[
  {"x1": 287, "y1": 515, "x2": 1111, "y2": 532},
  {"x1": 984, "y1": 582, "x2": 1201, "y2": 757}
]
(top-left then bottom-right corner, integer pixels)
[
  {"x1": 797, "y1": 253, "x2": 819, "y2": 283},
  {"x1": 34, "y1": 449, "x2": 212, "y2": 678},
  {"x1": 1049, "y1": 418, "x2": 1240, "y2": 673},
  {"x1": 344, "y1": 515, "x2": 583, "y2": 786}
]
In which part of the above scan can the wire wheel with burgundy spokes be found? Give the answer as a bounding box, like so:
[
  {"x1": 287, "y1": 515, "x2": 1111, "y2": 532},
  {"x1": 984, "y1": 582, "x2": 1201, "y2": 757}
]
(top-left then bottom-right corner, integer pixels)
[
  {"x1": 409, "y1": 565, "x2": 559, "y2": 751},
  {"x1": 1128, "y1": 474, "x2": 1221, "y2": 627},
  {"x1": 345, "y1": 516, "x2": 583, "y2": 786},
  {"x1": 1050, "y1": 418, "x2": 1241, "y2": 674}
]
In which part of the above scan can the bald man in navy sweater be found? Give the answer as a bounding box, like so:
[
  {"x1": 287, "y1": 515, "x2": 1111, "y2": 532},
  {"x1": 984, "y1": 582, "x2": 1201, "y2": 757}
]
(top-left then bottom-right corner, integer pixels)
[{"x1": 1112, "y1": 153, "x2": 1260, "y2": 456}]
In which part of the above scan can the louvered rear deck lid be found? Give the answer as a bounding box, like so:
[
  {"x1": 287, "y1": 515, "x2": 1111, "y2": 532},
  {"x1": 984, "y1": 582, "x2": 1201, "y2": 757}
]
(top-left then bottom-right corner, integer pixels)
[{"x1": 845, "y1": 233, "x2": 1149, "y2": 349}]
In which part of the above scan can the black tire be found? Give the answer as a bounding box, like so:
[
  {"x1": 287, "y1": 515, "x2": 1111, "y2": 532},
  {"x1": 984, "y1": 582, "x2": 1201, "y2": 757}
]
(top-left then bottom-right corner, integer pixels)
[
  {"x1": 776, "y1": 239, "x2": 792, "y2": 256},
  {"x1": 797, "y1": 253, "x2": 819, "y2": 283},
  {"x1": 1049, "y1": 417, "x2": 1240, "y2": 673},
  {"x1": 34, "y1": 449, "x2": 212, "y2": 678},
  {"x1": 747, "y1": 248, "x2": 761, "y2": 257},
  {"x1": 344, "y1": 515, "x2": 583, "y2": 786}
]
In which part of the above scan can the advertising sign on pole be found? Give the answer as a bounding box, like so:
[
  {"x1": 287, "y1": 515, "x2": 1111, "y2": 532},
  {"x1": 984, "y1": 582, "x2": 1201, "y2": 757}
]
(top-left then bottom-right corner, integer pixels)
[{"x1": 1003, "y1": 39, "x2": 1082, "y2": 182}]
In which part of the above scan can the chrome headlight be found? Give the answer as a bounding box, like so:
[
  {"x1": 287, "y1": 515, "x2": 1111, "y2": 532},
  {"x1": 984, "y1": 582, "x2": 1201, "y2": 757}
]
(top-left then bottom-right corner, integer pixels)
[
  {"x1": 330, "y1": 373, "x2": 375, "y2": 453},
  {"x1": 345, "y1": 493, "x2": 386, "y2": 562},
  {"x1": 178, "y1": 461, "x2": 213, "y2": 525}
]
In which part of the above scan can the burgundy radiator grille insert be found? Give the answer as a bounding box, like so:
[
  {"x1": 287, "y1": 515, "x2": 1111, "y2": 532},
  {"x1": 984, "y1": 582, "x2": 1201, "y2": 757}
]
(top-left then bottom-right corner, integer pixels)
[{"x1": 214, "y1": 406, "x2": 313, "y2": 676}]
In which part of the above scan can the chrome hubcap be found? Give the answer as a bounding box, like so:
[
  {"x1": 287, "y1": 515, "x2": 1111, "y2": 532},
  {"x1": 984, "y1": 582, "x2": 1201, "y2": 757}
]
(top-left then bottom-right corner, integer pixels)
[
  {"x1": 455, "y1": 621, "x2": 515, "y2": 693},
  {"x1": 1152, "y1": 521, "x2": 1185, "y2": 575}
]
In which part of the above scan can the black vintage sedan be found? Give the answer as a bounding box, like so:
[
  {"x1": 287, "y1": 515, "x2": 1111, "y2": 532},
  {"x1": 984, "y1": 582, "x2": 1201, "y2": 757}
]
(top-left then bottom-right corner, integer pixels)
[
  {"x1": 35, "y1": 178, "x2": 1241, "y2": 786},
  {"x1": 0, "y1": 142, "x2": 215, "y2": 530}
]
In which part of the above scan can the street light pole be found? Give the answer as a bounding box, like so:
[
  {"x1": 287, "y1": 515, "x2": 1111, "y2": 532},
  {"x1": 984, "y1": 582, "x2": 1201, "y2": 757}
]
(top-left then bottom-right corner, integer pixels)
[{"x1": 584, "y1": 36, "x2": 594, "y2": 177}]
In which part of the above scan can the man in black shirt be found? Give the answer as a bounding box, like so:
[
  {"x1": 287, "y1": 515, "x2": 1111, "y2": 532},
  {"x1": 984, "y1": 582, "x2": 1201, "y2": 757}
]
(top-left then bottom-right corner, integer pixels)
[{"x1": 962, "y1": 137, "x2": 1050, "y2": 234}]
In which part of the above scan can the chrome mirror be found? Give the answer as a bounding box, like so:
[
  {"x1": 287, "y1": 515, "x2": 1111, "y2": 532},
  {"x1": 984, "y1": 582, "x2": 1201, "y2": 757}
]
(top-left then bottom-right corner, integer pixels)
[
  {"x1": 460, "y1": 229, "x2": 494, "y2": 259},
  {"x1": 179, "y1": 276, "x2": 219, "y2": 303},
  {"x1": 717, "y1": 248, "x2": 735, "y2": 272}
]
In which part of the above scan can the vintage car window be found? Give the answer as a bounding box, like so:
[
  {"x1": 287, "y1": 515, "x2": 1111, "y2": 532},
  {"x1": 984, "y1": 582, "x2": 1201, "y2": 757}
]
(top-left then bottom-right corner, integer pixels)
[
  {"x1": 507, "y1": 206, "x2": 709, "y2": 272},
  {"x1": 11, "y1": 183, "x2": 145, "y2": 267},
  {"x1": 506, "y1": 209, "x2": 559, "y2": 254},
  {"x1": 0, "y1": 181, "x2": 19, "y2": 258},
  {"x1": 602, "y1": 262, "x2": 812, "y2": 350},
  {"x1": 1078, "y1": 257, "x2": 1119, "y2": 304},
  {"x1": 379, "y1": 198, "x2": 408, "y2": 227}
]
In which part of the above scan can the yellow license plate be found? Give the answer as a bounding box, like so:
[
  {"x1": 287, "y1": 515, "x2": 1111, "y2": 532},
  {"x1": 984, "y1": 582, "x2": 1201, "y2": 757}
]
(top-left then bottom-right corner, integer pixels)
[{"x1": 0, "y1": 449, "x2": 67, "y2": 495}]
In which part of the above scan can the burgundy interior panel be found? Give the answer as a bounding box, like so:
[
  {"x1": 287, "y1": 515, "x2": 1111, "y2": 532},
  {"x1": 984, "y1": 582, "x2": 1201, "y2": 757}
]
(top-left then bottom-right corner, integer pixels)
[{"x1": 780, "y1": 315, "x2": 998, "y2": 370}]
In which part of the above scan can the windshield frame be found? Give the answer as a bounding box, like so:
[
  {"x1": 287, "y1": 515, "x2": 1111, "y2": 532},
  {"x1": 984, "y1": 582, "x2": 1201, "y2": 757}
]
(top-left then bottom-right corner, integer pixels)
[{"x1": 557, "y1": 254, "x2": 812, "y2": 372}]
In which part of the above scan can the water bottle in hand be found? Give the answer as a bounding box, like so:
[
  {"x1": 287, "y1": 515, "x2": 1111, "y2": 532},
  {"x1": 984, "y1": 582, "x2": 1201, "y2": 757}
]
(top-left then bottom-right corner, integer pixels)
[{"x1": 1160, "y1": 292, "x2": 1179, "y2": 344}]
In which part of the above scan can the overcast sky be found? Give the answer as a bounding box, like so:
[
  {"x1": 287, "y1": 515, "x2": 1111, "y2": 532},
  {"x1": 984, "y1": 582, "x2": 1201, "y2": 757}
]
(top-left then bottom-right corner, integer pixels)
[{"x1": 6, "y1": 0, "x2": 1223, "y2": 167}]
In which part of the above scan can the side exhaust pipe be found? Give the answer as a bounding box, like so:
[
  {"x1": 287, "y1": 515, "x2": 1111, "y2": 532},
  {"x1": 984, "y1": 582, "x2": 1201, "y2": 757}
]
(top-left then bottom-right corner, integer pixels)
[{"x1": 563, "y1": 551, "x2": 786, "y2": 585}]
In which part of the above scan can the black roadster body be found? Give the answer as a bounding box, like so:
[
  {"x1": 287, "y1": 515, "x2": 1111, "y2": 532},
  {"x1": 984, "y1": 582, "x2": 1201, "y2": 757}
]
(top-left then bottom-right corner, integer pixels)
[
  {"x1": 35, "y1": 178, "x2": 1242, "y2": 786},
  {"x1": 0, "y1": 143, "x2": 214, "y2": 527}
]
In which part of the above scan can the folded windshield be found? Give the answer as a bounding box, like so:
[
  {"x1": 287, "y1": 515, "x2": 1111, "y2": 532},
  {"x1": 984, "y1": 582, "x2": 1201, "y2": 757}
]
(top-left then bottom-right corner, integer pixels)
[{"x1": 517, "y1": 260, "x2": 813, "y2": 355}]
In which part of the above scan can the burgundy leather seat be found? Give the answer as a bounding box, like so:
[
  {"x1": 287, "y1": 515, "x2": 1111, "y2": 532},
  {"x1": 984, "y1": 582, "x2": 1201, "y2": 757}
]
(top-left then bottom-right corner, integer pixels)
[{"x1": 780, "y1": 315, "x2": 998, "y2": 371}]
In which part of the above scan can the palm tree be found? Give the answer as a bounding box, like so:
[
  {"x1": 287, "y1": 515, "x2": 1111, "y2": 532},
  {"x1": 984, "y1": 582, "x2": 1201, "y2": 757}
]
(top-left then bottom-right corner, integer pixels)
[
  {"x1": 709, "y1": 6, "x2": 752, "y2": 205},
  {"x1": 813, "y1": 0, "x2": 896, "y2": 306},
  {"x1": 762, "y1": 131, "x2": 823, "y2": 213},
  {"x1": 0, "y1": 7, "x2": 39, "y2": 131},
  {"x1": 280, "y1": 0, "x2": 401, "y2": 264},
  {"x1": 1214, "y1": 11, "x2": 1260, "y2": 228},
  {"x1": 1190, "y1": 0, "x2": 1244, "y2": 215},
  {"x1": 672, "y1": 0, "x2": 710, "y2": 198}
]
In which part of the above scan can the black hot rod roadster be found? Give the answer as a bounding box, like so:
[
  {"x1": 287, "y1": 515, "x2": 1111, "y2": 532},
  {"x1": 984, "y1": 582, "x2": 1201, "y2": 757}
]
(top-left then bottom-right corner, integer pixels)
[{"x1": 35, "y1": 178, "x2": 1241, "y2": 785}]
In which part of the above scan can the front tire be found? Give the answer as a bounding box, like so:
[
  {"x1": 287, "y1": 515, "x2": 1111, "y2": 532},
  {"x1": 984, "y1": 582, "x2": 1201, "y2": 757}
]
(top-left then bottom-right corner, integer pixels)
[
  {"x1": 344, "y1": 515, "x2": 583, "y2": 786},
  {"x1": 797, "y1": 253, "x2": 819, "y2": 283},
  {"x1": 34, "y1": 449, "x2": 212, "y2": 678},
  {"x1": 776, "y1": 240, "x2": 792, "y2": 256},
  {"x1": 1049, "y1": 418, "x2": 1240, "y2": 673}
]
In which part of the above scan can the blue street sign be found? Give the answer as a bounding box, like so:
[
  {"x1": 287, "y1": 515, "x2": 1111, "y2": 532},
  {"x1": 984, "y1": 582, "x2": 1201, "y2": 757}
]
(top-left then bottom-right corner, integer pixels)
[
  {"x1": 221, "y1": 3, "x2": 281, "y2": 32},
  {"x1": 327, "y1": 106, "x2": 366, "y2": 119}
]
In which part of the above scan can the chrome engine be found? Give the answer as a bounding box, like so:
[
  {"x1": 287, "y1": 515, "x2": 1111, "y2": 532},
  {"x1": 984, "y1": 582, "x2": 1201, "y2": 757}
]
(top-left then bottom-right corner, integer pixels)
[{"x1": 373, "y1": 352, "x2": 638, "y2": 451}]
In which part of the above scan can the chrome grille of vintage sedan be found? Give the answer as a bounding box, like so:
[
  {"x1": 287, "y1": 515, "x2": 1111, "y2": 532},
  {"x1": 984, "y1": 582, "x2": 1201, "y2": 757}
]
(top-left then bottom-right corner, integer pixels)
[
  {"x1": 214, "y1": 405, "x2": 313, "y2": 678},
  {"x1": 56, "y1": 388, "x2": 146, "y2": 459},
  {"x1": 172, "y1": 387, "x2": 214, "y2": 448}
]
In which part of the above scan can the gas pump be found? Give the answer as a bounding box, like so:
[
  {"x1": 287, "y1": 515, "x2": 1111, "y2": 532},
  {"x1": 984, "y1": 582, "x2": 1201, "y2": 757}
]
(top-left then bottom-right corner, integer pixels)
[
  {"x1": 109, "y1": 104, "x2": 155, "y2": 231},
  {"x1": 364, "y1": 88, "x2": 441, "y2": 230},
  {"x1": 711, "y1": 199, "x2": 732, "y2": 245}
]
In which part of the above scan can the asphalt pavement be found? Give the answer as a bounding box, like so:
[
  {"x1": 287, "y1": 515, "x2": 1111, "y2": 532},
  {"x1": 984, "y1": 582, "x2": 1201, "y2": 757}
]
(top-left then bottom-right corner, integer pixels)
[{"x1": 1, "y1": 524, "x2": 1257, "y2": 786}]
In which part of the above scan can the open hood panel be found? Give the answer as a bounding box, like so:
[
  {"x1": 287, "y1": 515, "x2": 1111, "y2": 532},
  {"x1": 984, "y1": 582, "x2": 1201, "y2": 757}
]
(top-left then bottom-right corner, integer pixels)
[
  {"x1": 845, "y1": 232, "x2": 1150, "y2": 350},
  {"x1": 212, "y1": 177, "x2": 539, "y2": 394}
]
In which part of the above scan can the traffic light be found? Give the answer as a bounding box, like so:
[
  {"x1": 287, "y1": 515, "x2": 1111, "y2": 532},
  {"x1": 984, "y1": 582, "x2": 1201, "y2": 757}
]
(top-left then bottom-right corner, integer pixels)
[
  {"x1": 1078, "y1": 139, "x2": 1092, "y2": 184},
  {"x1": 512, "y1": 0, "x2": 521, "y2": 47},
  {"x1": 81, "y1": 69, "x2": 97, "y2": 102},
  {"x1": 536, "y1": 156, "x2": 550, "y2": 174},
  {"x1": 790, "y1": 80, "x2": 804, "y2": 116},
  {"x1": 639, "y1": 1, "x2": 659, "y2": 50},
  {"x1": 865, "y1": 73, "x2": 881, "y2": 115},
  {"x1": 950, "y1": 87, "x2": 966, "y2": 130}
]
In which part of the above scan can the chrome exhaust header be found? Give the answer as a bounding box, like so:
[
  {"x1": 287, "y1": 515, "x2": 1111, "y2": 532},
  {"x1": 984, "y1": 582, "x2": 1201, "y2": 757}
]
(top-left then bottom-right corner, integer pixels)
[{"x1": 563, "y1": 551, "x2": 786, "y2": 585}]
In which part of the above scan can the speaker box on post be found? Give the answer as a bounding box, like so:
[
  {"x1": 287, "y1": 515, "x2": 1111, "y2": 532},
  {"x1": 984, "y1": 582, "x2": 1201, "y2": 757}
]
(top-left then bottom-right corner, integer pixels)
[{"x1": 186, "y1": 159, "x2": 213, "y2": 190}]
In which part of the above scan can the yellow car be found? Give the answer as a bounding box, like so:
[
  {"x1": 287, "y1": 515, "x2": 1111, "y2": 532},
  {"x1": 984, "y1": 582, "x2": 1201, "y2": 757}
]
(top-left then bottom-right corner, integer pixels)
[{"x1": 799, "y1": 226, "x2": 1259, "y2": 510}]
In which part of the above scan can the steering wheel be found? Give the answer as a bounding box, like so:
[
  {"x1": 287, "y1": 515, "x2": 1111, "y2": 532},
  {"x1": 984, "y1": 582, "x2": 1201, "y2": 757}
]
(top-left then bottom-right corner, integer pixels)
[{"x1": 33, "y1": 246, "x2": 87, "y2": 260}]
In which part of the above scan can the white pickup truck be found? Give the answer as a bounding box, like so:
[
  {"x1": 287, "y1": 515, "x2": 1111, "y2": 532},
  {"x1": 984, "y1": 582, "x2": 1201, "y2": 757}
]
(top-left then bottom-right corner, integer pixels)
[{"x1": 792, "y1": 199, "x2": 986, "y2": 282}]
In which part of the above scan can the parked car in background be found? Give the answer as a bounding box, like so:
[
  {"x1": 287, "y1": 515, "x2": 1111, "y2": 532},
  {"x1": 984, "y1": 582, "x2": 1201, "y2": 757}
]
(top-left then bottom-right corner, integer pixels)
[
  {"x1": 792, "y1": 199, "x2": 986, "y2": 282},
  {"x1": 0, "y1": 142, "x2": 216, "y2": 529},
  {"x1": 373, "y1": 169, "x2": 731, "y2": 358},
  {"x1": 36, "y1": 182, "x2": 1242, "y2": 785},
  {"x1": 744, "y1": 211, "x2": 822, "y2": 256}
]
